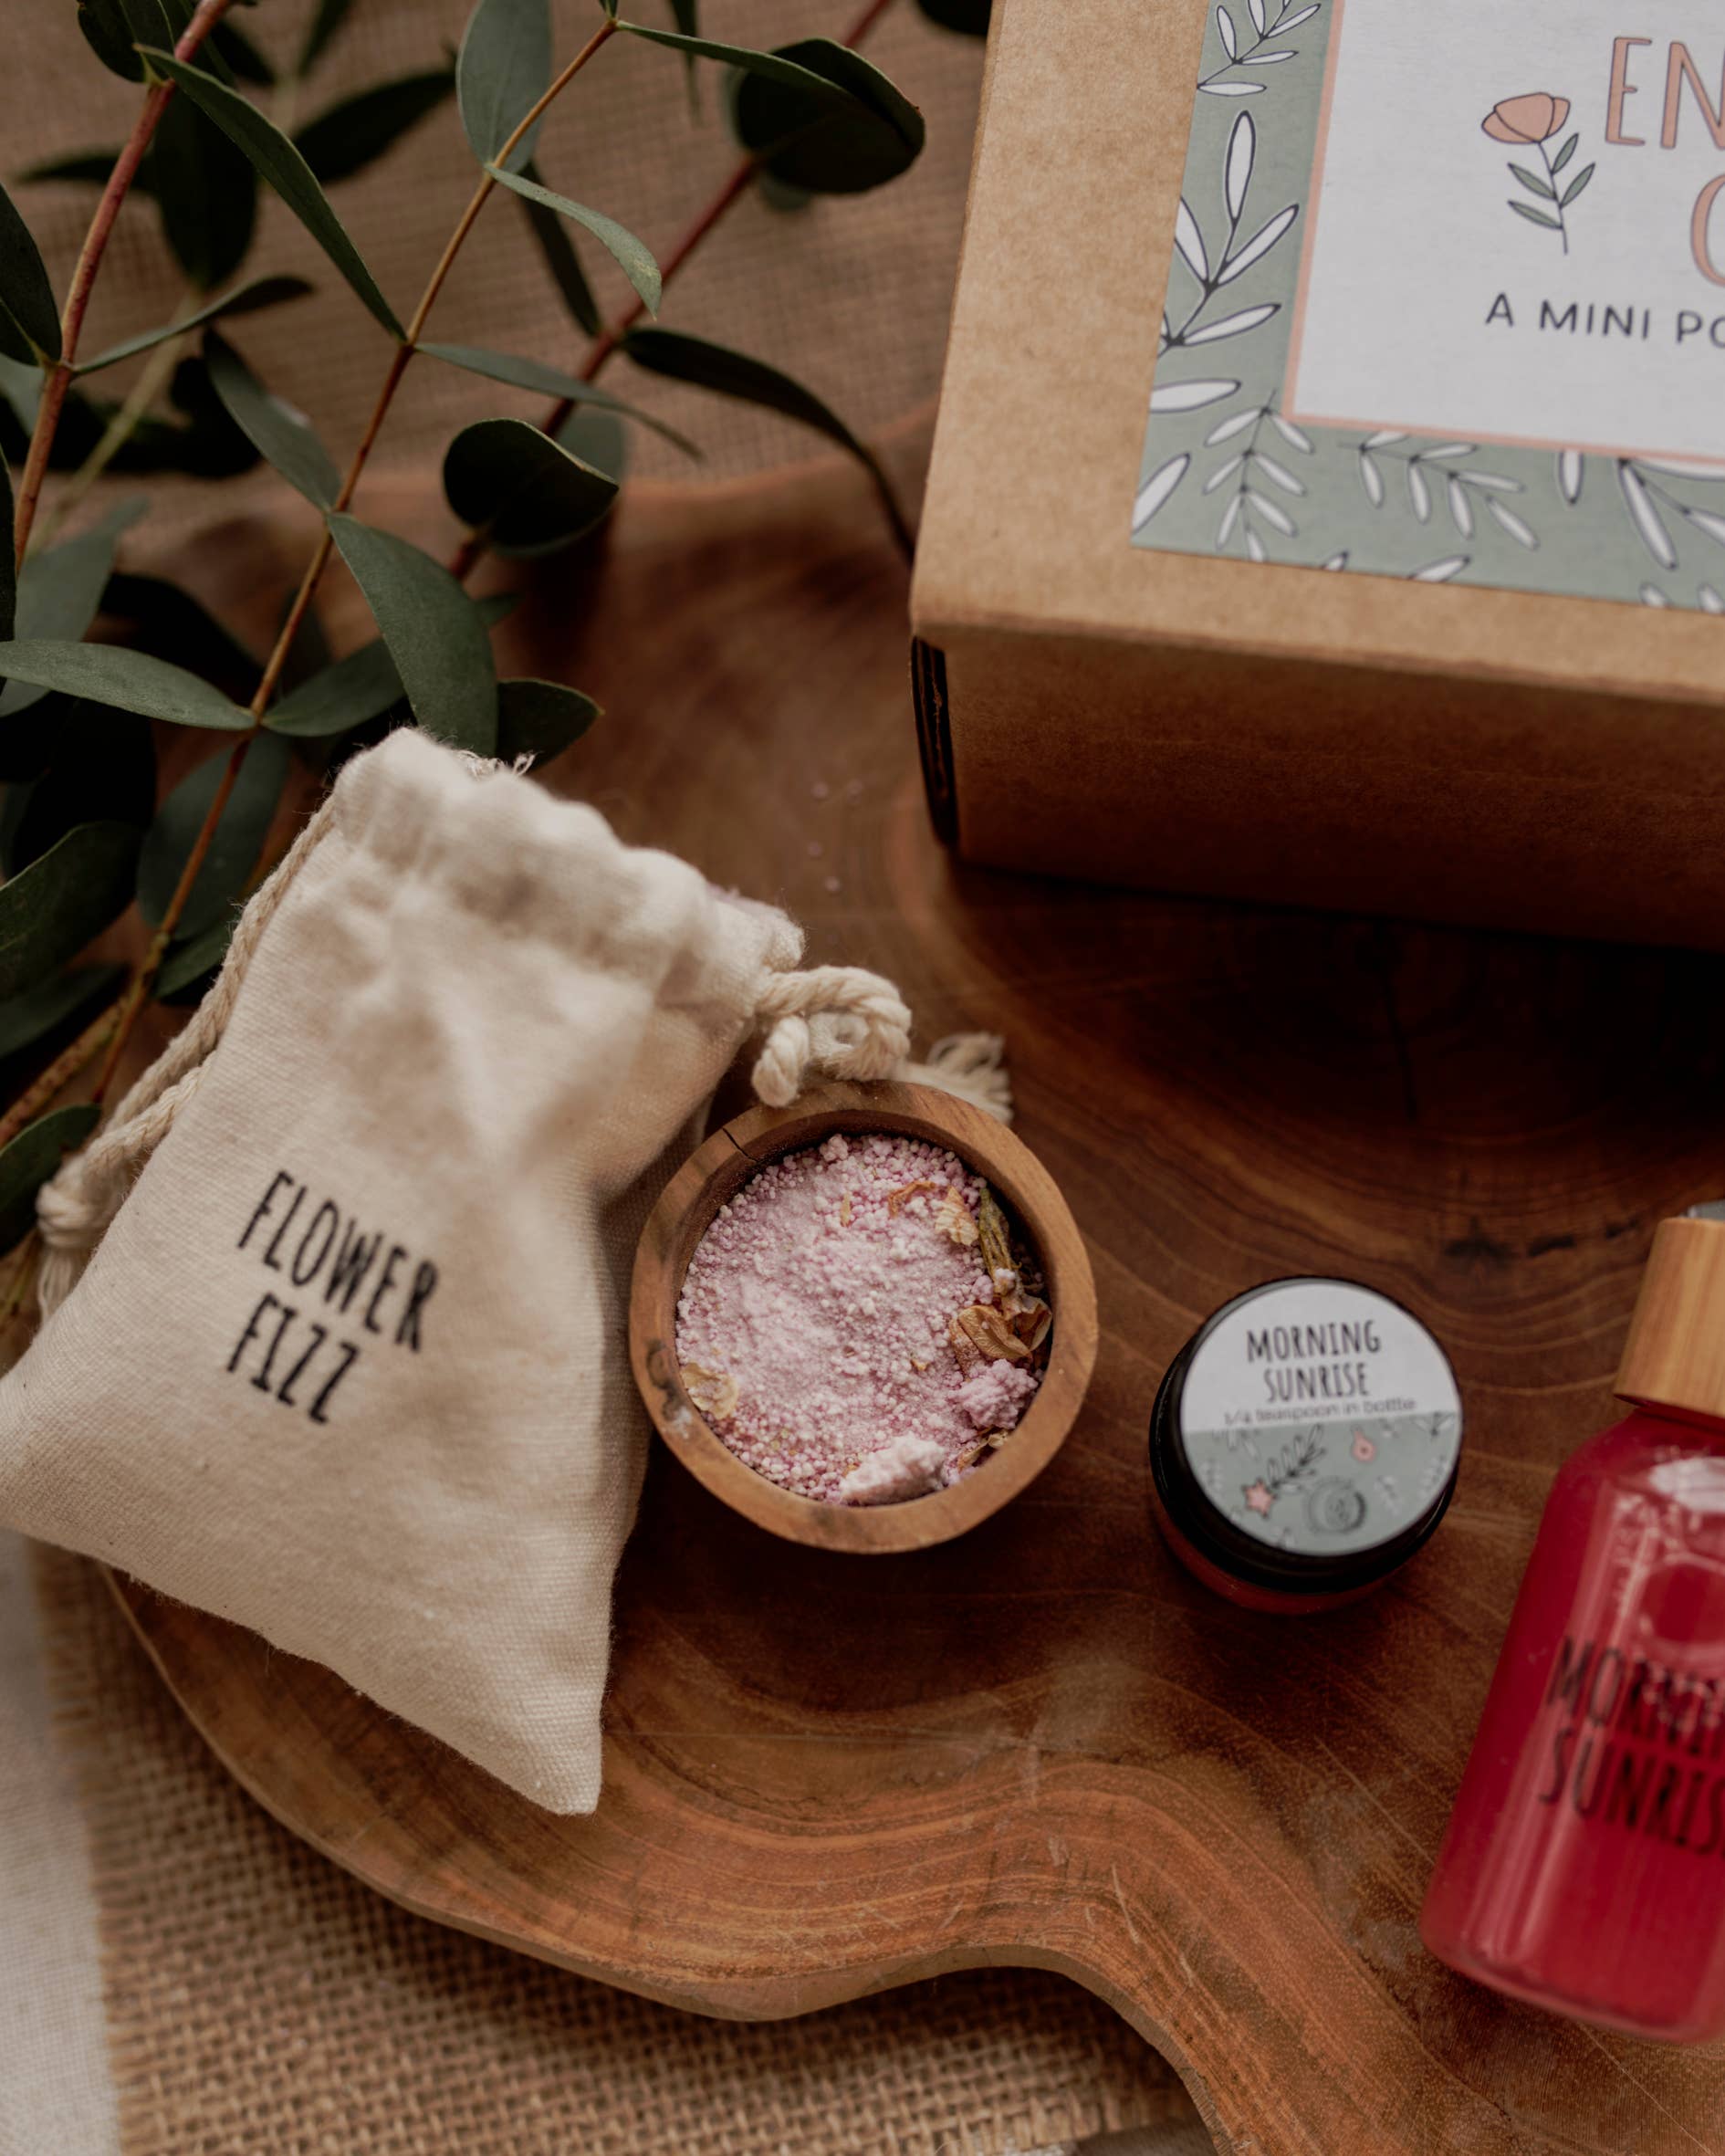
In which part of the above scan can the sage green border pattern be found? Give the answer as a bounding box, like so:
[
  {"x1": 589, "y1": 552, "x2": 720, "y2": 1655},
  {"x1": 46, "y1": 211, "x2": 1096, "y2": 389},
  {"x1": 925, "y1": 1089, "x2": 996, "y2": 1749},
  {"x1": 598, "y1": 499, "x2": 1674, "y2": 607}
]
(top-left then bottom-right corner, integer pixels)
[{"x1": 1128, "y1": 2, "x2": 1725, "y2": 615}]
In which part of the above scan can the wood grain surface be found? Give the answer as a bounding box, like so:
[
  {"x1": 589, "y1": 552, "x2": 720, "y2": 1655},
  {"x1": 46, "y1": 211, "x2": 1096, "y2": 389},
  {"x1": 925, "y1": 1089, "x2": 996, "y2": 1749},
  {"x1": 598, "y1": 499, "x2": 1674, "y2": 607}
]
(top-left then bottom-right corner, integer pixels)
[{"x1": 112, "y1": 433, "x2": 1725, "y2": 2156}]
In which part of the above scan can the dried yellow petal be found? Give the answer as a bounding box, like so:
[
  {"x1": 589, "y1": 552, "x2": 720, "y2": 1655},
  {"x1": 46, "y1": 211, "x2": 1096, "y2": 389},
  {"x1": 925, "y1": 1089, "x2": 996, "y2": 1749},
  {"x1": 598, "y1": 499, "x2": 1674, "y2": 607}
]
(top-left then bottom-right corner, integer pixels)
[
  {"x1": 839, "y1": 1190, "x2": 852, "y2": 1226},
  {"x1": 886, "y1": 1177, "x2": 942, "y2": 1215},
  {"x1": 978, "y1": 1183, "x2": 1014, "y2": 1280},
  {"x1": 953, "y1": 1303, "x2": 1030, "y2": 1363},
  {"x1": 936, "y1": 1186, "x2": 979, "y2": 1246},
  {"x1": 682, "y1": 1362, "x2": 739, "y2": 1420}
]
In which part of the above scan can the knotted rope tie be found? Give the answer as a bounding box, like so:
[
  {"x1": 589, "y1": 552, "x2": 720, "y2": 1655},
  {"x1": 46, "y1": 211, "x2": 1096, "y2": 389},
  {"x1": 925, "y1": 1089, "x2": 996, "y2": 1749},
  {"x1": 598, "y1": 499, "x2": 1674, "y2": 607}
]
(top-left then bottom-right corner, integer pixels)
[{"x1": 750, "y1": 967, "x2": 913, "y2": 1106}]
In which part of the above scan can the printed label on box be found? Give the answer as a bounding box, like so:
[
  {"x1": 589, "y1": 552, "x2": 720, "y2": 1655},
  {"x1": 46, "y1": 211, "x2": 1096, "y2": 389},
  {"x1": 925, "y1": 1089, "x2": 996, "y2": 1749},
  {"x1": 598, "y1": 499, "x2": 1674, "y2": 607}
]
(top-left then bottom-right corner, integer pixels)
[{"x1": 1130, "y1": 0, "x2": 1725, "y2": 612}]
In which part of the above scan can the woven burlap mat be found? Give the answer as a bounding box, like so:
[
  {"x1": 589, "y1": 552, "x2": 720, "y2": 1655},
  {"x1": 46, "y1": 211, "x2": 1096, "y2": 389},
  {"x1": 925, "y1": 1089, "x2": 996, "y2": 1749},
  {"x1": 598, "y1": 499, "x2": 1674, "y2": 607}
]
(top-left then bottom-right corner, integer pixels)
[{"x1": 33, "y1": 1544, "x2": 1197, "y2": 2156}]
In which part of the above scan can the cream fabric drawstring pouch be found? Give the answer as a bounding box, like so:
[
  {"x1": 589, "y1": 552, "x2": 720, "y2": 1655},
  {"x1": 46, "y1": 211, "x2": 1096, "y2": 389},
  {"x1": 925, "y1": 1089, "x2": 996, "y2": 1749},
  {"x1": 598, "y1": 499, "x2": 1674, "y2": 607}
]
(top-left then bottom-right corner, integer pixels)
[{"x1": 0, "y1": 729, "x2": 1007, "y2": 1812}]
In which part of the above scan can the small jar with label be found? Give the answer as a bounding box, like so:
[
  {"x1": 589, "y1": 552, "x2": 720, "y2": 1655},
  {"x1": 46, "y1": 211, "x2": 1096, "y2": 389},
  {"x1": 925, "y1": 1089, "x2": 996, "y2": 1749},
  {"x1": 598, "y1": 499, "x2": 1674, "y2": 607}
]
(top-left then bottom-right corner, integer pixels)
[{"x1": 1147, "y1": 1276, "x2": 1464, "y2": 1614}]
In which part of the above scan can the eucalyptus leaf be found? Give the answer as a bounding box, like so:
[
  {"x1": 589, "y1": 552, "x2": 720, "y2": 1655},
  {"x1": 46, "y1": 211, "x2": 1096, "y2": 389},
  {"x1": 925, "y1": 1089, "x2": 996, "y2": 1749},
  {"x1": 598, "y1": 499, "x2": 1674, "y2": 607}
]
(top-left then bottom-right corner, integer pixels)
[
  {"x1": 267, "y1": 591, "x2": 515, "y2": 738},
  {"x1": 0, "y1": 1104, "x2": 102, "y2": 1254},
  {"x1": 0, "y1": 964, "x2": 125, "y2": 1069},
  {"x1": 622, "y1": 328, "x2": 908, "y2": 544},
  {"x1": 0, "y1": 177, "x2": 62, "y2": 363},
  {"x1": 298, "y1": 0, "x2": 356, "y2": 76},
  {"x1": 420, "y1": 340, "x2": 699, "y2": 455},
  {"x1": 0, "y1": 497, "x2": 149, "y2": 718},
  {"x1": 0, "y1": 641, "x2": 251, "y2": 729},
  {"x1": 730, "y1": 39, "x2": 924, "y2": 195},
  {"x1": 915, "y1": 0, "x2": 991, "y2": 29},
  {"x1": 615, "y1": 22, "x2": 862, "y2": 102},
  {"x1": 514, "y1": 156, "x2": 600, "y2": 335},
  {"x1": 486, "y1": 166, "x2": 661, "y2": 315},
  {"x1": 668, "y1": 0, "x2": 701, "y2": 108},
  {"x1": 141, "y1": 53, "x2": 404, "y2": 337},
  {"x1": 77, "y1": 0, "x2": 146, "y2": 81},
  {"x1": 496, "y1": 677, "x2": 600, "y2": 765},
  {"x1": 204, "y1": 330, "x2": 340, "y2": 507},
  {"x1": 77, "y1": 275, "x2": 312, "y2": 374},
  {"x1": 152, "y1": 80, "x2": 258, "y2": 288},
  {"x1": 557, "y1": 404, "x2": 627, "y2": 484},
  {"x1": 156, "y1": 914, "x2": 235, "y2": 1003},
  {"x1": 458, "y1": 0, "x2": 552, "y2": 176},
  {"x1": 102, "y1": 355, "x2": 259, "y2": 478},
  {"x1": 442, "y1": 415, "x2": 619, "y2": 557},
  {"x1": 139, "y1": 731, "x2": 290, "y2": 937},
  {"x1": 295, "y1": 69, "x2": 456, "y2": 186},
  {"x1": 101, "y1": 570, "x2": 259, "y2": 688},
  {"x1": 327, "y1": 514, "x2": 498, "y2": 751},
  {"x1": 0, "y1": 822, "x2": 141, "y2": 1001}
]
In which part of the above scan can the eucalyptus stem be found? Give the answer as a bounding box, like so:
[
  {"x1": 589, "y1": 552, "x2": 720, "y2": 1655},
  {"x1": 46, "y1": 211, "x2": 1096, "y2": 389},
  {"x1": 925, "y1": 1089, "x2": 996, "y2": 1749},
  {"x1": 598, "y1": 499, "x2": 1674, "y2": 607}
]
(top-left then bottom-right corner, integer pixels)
[
  {"x1": 0, "y1": 997, "x2": 123, "y2": 1153},
  {"x1": 13, "y1": 0, "x2": 239, "y2": 568},
  {"x1": 88, "y1": 16, "x2": 622, "y2": 1106},
  {"x1": 448, "y1": 0, "x2": 905, "y2": 585},
  {"x1": 37, "y1": 300, "x2": 197, "y2": 549}
]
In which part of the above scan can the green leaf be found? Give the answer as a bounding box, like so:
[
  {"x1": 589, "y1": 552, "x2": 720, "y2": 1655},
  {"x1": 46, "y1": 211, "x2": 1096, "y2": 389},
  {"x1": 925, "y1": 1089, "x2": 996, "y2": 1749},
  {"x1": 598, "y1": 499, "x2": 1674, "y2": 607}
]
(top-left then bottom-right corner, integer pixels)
[
  {"x1": 77, "y1": 276, "x2": 312, "y2": 374},
  {"x1": 0, "y1": 1104, "x2": 103, "y2": 1254},
  {"x1": 1509, "y1": 162, "x2": 1554, "y2": 201},
  {"x1": 1507, "y1": 199, "x2": 1562, "y2": 231},
  {"x1": 0, "y1": 822, "x2": 141, "y2": 1000},
  {"x1": 557, "y1": 403, "x2": 628, "y2": 484},
  {"x1": 0, "y1": 964, "x2": 125, "y2": 1067},
  {"x1": 327, "y1": 514, "x2": 498, "y2": 752},
  {"x1": 76, "y1": 0, "x2": 146, "y2": 80},
  {"x1": 101, "y1": 570, "x2": 259, "y2": 688},
  {"x1": 514, "y1": 155, "x2": 600, "y2": 335},
  {"x1": 486, "y1": 166, "x2": 661, "y2": 315},
  {"x1": 7, "y1": 703, "x2": 156, "y2": 870},
  {"x1": 204, "y1": 329, "x2": 340, "y2": 507},
  {"x1": 152, "y1": 81, "x2": 258, "y2": 290},
  {"x1": 267, "y1": 592, "x2": 515, "y2": 739},
  {"x1": 442, "y1": 416, "x2": 619, "y2": 557},
  {"x1": 16, "y1": 147, "x2": 139, "y2": 191},
  {"x1": 615, "y1": 21, "x2": 864, "y2": 102},
  {"x1": 420, "y1": 340, "x2": 700, "y2": 455},
  {"x1": 138, "y1": 731, "x2": 290, "y2": 937},
  {"x1": 210, "y1": 17, "x2": 275, "y2": 85},
  {"x1": 622, "y1": 329, "x2": 909, "y2": 547},
  {"x1": 297, "y1": 0, "x2": 356, "y2": 76},
  {"x1": 140, "y1": 54, "x2": 404, "y2": 337},
  {"x1": 730, "y1": 39, "x2": 924, "y2": 195},
  {"x1": 668, "y1": 0, "x2": 701, "y2": 109},
  {"x1": 0, "y1": 641, "x2": 251, "y2": 729},
  {"x1": 295, "y1": 69, "x2": 456, "y2": 186},
  {"x1": 1562, "y1": 163, "x2": 1594, "y2": 208},
  {"x1": 156, "y1": 914, "x2": 235, "y2": 1003},
  {"x1": 1550, "y1": 132, "x2": 1578, "y2": 175},
  {"x1": 496, "y1": 677, "x2": 600, "y2": 765},
  {"x1": 0, "y1": 177, "x2": 61, "y2": 363},
  {"x1": 0, "y1": 497, "x2": 148, "y2": 718},
  {"x1": 457, "y1": 0, "x2": 552, "y2": 176}
]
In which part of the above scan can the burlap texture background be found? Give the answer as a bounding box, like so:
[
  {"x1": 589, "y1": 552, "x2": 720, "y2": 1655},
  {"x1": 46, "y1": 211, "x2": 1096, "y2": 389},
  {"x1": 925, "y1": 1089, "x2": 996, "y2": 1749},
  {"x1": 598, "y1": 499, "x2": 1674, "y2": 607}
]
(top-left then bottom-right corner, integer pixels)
[{"x1": 6, "y1": 4, "x2": 1204, "y2": 2150}]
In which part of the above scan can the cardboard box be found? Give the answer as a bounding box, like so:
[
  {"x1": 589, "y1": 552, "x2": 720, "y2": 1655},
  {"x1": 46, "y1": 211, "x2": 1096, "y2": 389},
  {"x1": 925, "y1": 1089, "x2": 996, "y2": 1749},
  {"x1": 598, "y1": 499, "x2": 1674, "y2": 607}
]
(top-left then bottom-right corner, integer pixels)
[{"x1": 911, "y1": 0, "x2": 1725, "y2": 945}]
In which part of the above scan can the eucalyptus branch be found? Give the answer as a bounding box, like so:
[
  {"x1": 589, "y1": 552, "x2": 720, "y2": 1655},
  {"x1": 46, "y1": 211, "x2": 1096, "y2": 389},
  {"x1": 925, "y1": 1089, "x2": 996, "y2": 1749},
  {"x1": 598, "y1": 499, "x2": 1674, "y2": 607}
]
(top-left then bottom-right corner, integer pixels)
[
  {"x1": 37, "y1": 301, "x2": 198, "y2": 548},
  {"x1": 449, "y1": 0, "x2": 906, "y2": 584},
  {"x1": 0, "y1": 998, "x2": 124, "y2": 1153},
  {"x1": 13, "y1": 0, "x2": 239, "y2": 567},
  {"x1": 89, "y1": 16, "x2": 623, "y2": 1104}
]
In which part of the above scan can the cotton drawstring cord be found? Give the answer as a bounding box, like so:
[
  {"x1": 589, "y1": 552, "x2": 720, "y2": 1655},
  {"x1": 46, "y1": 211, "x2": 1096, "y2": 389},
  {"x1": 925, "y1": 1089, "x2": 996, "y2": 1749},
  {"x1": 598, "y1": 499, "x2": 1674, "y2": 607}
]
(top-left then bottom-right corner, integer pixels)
[
  {"x1": 36, "y1": 791, "x2": 340, "y2": 1318},
  {"x1": 749, "y1": 968, "x2": 1013, "y2": 1124}
]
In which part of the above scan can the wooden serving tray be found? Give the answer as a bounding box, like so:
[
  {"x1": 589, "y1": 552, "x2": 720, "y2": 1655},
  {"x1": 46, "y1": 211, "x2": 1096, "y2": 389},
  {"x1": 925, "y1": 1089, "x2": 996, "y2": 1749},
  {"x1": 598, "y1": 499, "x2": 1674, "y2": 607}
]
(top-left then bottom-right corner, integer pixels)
[{"x1": 114, "y1": 445, "x2": 1725, "y2": 2155}]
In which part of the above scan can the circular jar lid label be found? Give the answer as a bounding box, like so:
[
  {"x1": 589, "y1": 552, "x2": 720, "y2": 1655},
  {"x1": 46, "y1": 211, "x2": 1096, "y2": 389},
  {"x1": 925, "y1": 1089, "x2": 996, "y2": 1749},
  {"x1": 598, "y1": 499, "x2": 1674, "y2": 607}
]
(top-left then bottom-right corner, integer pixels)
[{"x1": 1176, "y1": 1280, "x2": 1461, "y2": 1557}]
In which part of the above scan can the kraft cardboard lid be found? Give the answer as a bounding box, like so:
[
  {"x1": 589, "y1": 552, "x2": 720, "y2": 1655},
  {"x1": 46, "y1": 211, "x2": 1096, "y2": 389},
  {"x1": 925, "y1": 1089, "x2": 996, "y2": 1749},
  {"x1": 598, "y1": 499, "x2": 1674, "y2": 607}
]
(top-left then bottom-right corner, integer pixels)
[{"x1": 1615, "y1": 1217, "x2": 1725, "y2": 1422}]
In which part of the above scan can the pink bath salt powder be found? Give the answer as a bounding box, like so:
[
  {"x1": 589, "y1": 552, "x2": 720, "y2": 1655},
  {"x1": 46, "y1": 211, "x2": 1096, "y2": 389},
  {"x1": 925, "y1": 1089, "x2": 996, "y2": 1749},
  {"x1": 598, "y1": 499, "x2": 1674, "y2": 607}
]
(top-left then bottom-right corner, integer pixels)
[
  {"x1": 837, "y1": 1433, "x2": 946, "y2": 1506},
  {"x1": 674, "y1": 1131, "x2": 1045, "y2": 1504}
]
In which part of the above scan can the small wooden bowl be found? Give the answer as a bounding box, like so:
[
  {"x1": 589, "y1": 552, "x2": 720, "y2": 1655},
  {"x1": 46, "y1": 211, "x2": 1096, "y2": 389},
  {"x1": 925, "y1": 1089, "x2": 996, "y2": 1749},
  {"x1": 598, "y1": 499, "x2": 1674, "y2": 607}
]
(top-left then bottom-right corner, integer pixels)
[{"x1": 629, "y1": 1080, "x2": 1098, "y2": 1553}]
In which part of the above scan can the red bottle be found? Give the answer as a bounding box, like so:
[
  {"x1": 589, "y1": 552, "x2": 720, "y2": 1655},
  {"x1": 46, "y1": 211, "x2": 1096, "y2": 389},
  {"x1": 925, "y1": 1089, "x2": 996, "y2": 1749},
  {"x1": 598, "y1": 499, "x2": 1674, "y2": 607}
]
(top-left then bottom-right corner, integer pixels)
[{"x1": 1421, "y1": 1216, "x2": 1725, "y2": 2043}]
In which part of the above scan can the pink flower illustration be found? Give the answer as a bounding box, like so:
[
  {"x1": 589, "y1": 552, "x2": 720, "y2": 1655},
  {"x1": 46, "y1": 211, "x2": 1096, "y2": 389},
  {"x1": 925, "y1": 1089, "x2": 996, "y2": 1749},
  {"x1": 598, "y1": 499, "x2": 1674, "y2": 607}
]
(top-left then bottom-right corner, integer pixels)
[
  {"x1": 1352, "y1": 1430, "x2": 1376, "y2": 1463},
  {"x1": 1243, "y1": 1480, "x2": 1274, "y2": 1516},
  {"x1": 1481, "y1": 93, "x2": 1570, "y2": 145},
  {"x1": 1482, "y1": 94, "x2": 1592, "y2": 256}
]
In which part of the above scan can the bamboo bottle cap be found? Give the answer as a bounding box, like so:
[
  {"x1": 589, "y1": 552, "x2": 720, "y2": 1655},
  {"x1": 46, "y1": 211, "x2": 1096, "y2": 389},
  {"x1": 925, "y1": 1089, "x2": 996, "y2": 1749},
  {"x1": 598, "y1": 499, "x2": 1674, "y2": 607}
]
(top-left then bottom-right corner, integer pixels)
[{"x1": 1615, "y1": 1216, "x2": 1725, "y2": 1420}]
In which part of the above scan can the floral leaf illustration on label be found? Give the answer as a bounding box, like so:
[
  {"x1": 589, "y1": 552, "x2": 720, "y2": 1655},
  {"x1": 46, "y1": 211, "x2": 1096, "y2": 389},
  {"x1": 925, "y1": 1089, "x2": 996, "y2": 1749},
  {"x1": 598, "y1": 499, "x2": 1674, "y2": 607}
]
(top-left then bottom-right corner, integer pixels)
[{"x1": 1482, "y1": 94, "x2": 1594, "y2": 255}]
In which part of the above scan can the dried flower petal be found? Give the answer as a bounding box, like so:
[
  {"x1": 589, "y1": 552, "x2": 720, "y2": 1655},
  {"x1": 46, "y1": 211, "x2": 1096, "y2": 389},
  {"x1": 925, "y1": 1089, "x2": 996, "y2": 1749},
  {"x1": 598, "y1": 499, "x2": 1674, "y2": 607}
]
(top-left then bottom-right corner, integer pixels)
[
  {"x1": 839, "y1": 1191, "x2": 852, "y2": 1226},
  {"x1": 682, "y1": 1362, "x2": 739, "y2": 1421},
  {"x1": 886, "y1": 1177, "x2": 942, "y2": 1215},
  {"x1": 947, "y1": 1313, "x2": 983, "y2": 1377},
  {"x1": 936, "y1": 1186, "x2": 978, "y2": 1246},
  {"x1": 953, "y1": 1303, "x2": 1030, "y2": 1362},
  {"x1": 978, "y1": 1183, "x2": 1014, "y2": 1280}
]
